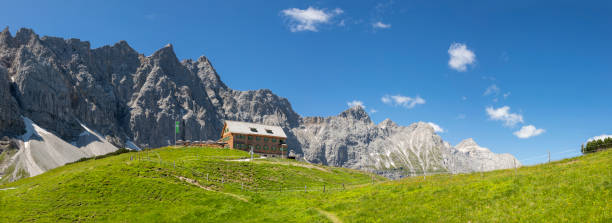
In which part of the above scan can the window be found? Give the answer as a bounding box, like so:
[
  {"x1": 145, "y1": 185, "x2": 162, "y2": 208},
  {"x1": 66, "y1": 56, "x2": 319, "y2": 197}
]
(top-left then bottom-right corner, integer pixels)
[
  {"x1": 265, "y1": 129, "x2": 273, "y2": 134},
  {"x1": 264, "y1": 145, "x2": 268, "y2": 150},
  {"x1": 256, "y1": 136, "x2": 261, "y2": 141},
  {"x1": 250, "y1": 128, "x2": 258, "y2": 132},
  {"x1": 272, "y1": 139, "x2": 277, "y2": 142},
  {"x1": 279, "y1": 140, "x2": 284, "y2": 144},
  {"x1": 256, "y1": 145, "x2": 261, "y2": 149},
  {"x1": 263, "y1": 138, "x2": 268, "y2": 142},
  {"x1": 248, "y1": 136, "x2": 253, "y2": 140}
]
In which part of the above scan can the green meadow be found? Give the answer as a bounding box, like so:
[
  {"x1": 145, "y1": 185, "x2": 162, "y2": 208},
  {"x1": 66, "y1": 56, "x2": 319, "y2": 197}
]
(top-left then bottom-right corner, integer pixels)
[{"x1": 1, "y1": 147, "x2": 610, "y2": 222}]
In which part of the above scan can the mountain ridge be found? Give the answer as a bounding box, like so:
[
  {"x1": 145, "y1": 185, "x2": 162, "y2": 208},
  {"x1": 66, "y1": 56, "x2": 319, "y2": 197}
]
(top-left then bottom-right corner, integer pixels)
[{"x1": 0, "y1": 27, "x2": 519, "y2": 181}]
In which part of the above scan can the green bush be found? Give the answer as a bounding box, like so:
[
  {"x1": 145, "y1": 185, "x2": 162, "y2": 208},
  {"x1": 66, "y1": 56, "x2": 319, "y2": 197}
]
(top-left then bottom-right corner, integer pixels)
[{"x1": 582, "y1": 137, "x2": 612, "y2": 154}]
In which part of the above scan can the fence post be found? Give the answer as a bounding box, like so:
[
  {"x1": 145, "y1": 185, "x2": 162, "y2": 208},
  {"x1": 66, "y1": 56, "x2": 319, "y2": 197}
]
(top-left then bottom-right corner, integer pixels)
[
  {"x1": 173, "y1": 161, "x2": 175, "y2": 169},
  {"x1": 343, "y1": 183, "x2": 345, "y2": 190},
  {"x1": 206, "y1": 173, "x2": 209, "y2": 181},
  {"x1": 548, "y1": 150, "x2": 551, "y2": 164},
  {"x1": 514, "y1": 159, "x2": 518, "y2": 177},
  {"x1": 305, "y1": 185, "x2": 307, "y2": 192},
  {"x1": 241, "y1": 182, "x2": 244, "y2": 191},
  {"x1": 323, "y1": 184, "x2": 326, "y2": 192},
  {"x1": 481, "y1": 164, "x2": 484, "y2": 179}
]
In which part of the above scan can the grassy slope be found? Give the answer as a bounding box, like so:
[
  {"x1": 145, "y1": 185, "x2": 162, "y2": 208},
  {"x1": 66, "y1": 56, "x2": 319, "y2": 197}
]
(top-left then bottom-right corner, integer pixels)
[
  {"x1": 0, "y1": 147, "x2": 382, "y2": 222},
  {"x1": 1, "y1": 147, "x2": 610, "y2": 222}
]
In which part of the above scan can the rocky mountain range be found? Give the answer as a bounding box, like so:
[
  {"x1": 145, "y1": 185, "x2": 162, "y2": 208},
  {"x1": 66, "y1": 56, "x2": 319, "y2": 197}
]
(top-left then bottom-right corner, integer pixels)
[{"x1": 0, "y1": 27, "x2": 519, "y2": 181}]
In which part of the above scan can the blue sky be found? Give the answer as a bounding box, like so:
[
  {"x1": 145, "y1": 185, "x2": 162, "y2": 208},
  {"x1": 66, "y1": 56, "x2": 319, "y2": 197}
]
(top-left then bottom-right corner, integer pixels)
[{"x1": 2, "y1": 0, "x2": 611, "y2": 164}]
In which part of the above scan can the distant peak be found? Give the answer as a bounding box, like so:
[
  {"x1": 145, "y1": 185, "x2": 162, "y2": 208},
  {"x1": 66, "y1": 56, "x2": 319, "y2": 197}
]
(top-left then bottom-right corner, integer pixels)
[
  {"x1": 1, "y1": 26, "x2": 9, "y2": 35},
  {"x1": 0, "y1": 26, "x2": 12, "y2": 44},
  {"x1": 115, "y1": 40, "x2": 129, "y2": 46},
  {"x1": 411, "y1": 121, "x2": 435, "y2": 132},
  {"x1": 151, "y1": 43, "x2": 177, "y2": 60},
  {"x1": 339, "y1": 106, "x2": 371, "y2": 123},
  {"x1": 459, "y1": 138, "x2": 477, "y2": 145},
  {"x1": 197, "y1": 55, "x2": 210, "y2": 63},
  {"x1": 455, "y1": 138, "x2": 490, "y2": 152},
  {"x1": 378, "y1": 118, "x2": 397, "y2": 128},
  {"x1": 12, "y1": 28, "x2": 38, "y2": 45}
]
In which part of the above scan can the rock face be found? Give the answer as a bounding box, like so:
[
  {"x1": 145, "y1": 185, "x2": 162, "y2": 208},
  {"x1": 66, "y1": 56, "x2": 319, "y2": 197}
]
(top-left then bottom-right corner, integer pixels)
[
  {"x1": 293, "y1": 106, "x2": 520, "y2": 179},
  {"x1": 0, "y1": 28, "x2": 519, "y2": 181}
]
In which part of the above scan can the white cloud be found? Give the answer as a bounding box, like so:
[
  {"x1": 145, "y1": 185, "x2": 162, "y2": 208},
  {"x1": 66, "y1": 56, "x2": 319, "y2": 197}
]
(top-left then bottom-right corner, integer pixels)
[
  {"x1": 427, "y1": 122, "x2": 445, "y2": 133},
  {"x1": 514, "y1": 125, "x2": 545, "y2": 139},
  {"x1": 347, "y1": 100, "x2": 365, "y2": 108},
  {"x1": 486, "y1": 106, "x2": 523, "y2": 127},
  {"x1": 587, "y1": 134, "x2": 612, "y2": 142},
  {"x1": 372, "y1": 21, "x2": 391, "y2": 29},
  {"x1": 484, "y1": 84, "x2": 500, "y2": 96},
  {"x1": 381, "y1": 94, "x2": 426, "y2": 109},
  {"x1": 281, "y1": 7, "x2": 343, "y2": 32},
  {"x1": 448, "y1": 43, "x2": 476, "y2": 72},
  {"x1": 370, "y1": 109, "x2": 378, "y2": 113}
]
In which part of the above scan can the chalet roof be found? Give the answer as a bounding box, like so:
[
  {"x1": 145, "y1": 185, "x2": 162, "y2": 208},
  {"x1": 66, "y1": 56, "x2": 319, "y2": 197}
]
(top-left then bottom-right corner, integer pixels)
[{"x1": 224, "y1": 121, "x2": 287, "y2": 138}]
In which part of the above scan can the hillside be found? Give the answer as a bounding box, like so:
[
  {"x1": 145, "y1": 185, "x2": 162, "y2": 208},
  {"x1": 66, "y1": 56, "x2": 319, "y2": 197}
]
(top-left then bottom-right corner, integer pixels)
[{"x1": 1, "y1": 147, "x2": 610, "y2": 222}]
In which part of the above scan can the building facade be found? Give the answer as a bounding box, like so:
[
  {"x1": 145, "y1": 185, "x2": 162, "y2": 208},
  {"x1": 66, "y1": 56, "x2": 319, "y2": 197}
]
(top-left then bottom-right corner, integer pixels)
[{"x1": 219, "y1": 121, "x2": 288, "y2": 156}]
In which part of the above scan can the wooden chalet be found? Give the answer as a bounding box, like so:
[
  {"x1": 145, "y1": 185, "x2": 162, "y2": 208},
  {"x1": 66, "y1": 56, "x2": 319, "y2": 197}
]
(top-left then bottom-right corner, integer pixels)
[{"x1": 219, "y1": 121, "x2": 288, "y2": 157}]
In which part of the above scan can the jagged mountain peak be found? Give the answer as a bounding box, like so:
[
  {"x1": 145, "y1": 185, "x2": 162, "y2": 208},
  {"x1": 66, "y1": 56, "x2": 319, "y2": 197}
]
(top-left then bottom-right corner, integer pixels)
[
  {"x1": 378, "y1": 118, "x2": 397, "y2": 128},
  {"x1": 408, "y1": 121, "x2": 436, "y2": 133},
  {"x1": 455, "y1": 138, "x2": 490, "y2": 153},
  {"x1": 151, "y1": 43, "x2": 177, "y2": 60},
  {"x1": 1, "y1": 26, "x2": 9, "y2": 35},
  {"x1": 14, "y1": 28, "x2": 37, "y2": 43},
  {"x1": 114, "y1": 40, "x2": 130, "y2": 48},
  {"x1": 0, "y1": 27, "x2": 12, "y2": 46},
  {"x1": 339, "y1": 106, "x2": 371, "y2": 123}
]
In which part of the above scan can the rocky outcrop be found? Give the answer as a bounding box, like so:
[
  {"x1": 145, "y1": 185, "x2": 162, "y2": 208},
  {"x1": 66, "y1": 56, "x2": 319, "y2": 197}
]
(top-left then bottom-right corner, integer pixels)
[
  {"x1": 292, "y1": 106, "x2": 520, "y2": 178},
  {"x1": 0, "y1": 27, "x2": 519, "y2": 181},
  {"x1": 0, "y1": 66, "x2": 23, "y2": 136}
]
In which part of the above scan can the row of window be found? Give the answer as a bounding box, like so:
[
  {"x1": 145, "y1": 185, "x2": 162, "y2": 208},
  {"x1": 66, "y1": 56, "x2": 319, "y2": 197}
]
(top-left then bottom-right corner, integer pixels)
[
  {"x1": 234, "y1": 134, "x2": 280, "y2": 142},
  {"x1": 233, "y1": 143, "x2": 284, "y2": 152}
]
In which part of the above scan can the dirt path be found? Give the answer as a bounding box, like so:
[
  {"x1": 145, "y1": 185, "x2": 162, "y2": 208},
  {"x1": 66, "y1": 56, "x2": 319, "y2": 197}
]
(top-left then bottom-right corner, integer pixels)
[
  {"x1": 254, "y1": 161, "x2": 331, "y2": 172},
  {"x1": 315, "y1": 208, "x2": 342, "y2": 223},
  {"x1": 175, "y1": 176, "x2": 248, "y2": 202}
]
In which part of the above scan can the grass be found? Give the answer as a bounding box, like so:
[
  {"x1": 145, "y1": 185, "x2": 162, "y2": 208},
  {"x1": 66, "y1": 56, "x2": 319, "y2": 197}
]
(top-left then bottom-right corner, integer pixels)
[{"x1": 0, "y1": 147, "x2": 610, "y2": 222}]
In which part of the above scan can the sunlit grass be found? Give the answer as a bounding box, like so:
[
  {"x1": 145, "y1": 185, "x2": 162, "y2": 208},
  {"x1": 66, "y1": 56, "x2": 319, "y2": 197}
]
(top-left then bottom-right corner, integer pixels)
[{"x1": 0, "y1": 147, "x2": 609, "y2": 222}]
